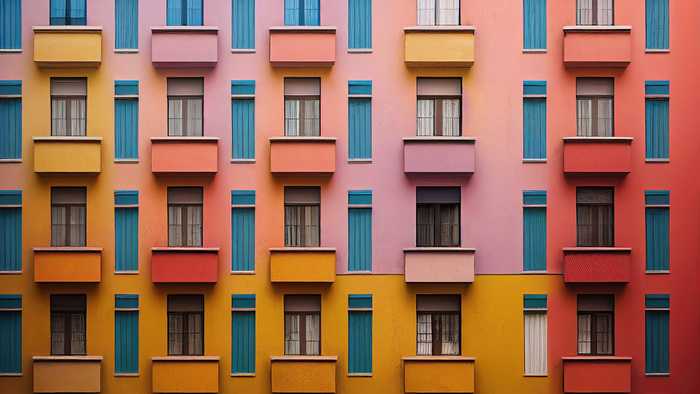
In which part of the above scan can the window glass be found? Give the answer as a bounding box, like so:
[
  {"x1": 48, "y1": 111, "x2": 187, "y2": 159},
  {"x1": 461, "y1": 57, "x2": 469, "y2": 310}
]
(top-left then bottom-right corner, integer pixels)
[
  {"x1": 577, "y1": 295, "x2": 614, "y2": 355},
  {"x1": 167, "y1": 295, "x2": 204, "y2": 355},
  {"x1": 284, "y1": 295, "x2": 321, "y2": 355},
  {"x1": 51, "y1": 295, "x2": 87, "y2": 355},
  {"x1": 51, "y1": 188, "x2": 87, "y2": 247},
  {"x1": 576, "y1": 78, "x2": 614, "y2": 137},
  {"x1": 576, "y1": 0, "x2": 613, "y2": 25},
  {"x1": 284, "y1": 187, "x2": 321, "y2": 247},
  {"x1": 576, "y1": 188, "x2": 613, "y2": 247},
  {"x1": 416, "y1": 295, "x2": 460, "y2": 355},
  {"x1": 168, "y1": 187, "x2": 203, "y2": 247},
  {"x1": 51, "y1": 78, "x2": 87, "y2": 137}
]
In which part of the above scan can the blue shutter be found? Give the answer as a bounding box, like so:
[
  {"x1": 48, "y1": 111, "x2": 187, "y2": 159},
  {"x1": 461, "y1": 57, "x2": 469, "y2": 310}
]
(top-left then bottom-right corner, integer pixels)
[
  {"x1": 115, "y1": 207, "x2": 138, "y2": 272},
  {"x1": 645, "y1": 190, "x2": 669, "y2": 272},
  {"x1": 645, "y1": 99, "x2": 669, "y2": 160},
  {"x1": 0, "y1": 0, "x2": 21, "y2": 49},
  {"x1": 645, "y1": 0, "x2": 669, "y2": 50},
  {"x1": 69, "y1": 0, "x2": 86, "y2": 25},
  {"x1": 115, "y1": 295, "x2": 138, "y2": 374},
  {"x1": 284, "y1": 0, "x2": 300, "y2": 25},
  {"x1": 523, "y1": 0, "x2": 546, "y2": 50},
  {"x1": 231, "y1": 190, "x2": 255, "y2": 272},
  {"x1": 348, "y1": 295, "x2": 372, "y2": 374},
  {"x1": 115, "y1": 0, "x2": 138, "y2": 49},
  {"x1": 645, "y1": 298, "x2": 669, "y2": 374},
  {"x1": 348, "y1": 208, "x2": 371, "y2": 272},
  {"x1": 232, "y1": 99, "x2": 255, "y2": 160},
  {"x1": 348, "y1": 0, "x2": 371, "y2": 49},
  {"x1": 167, "y1": 0, "x2": 182, "y2": 25},
  {"x1": 523, "y1": 294, "x2": 547, "y2": 310},
  {"x1": 186, "y1": 0, "x2": 203, "y2": 26},
  {"x1": 232, "y1": 0, "x2": 255, "y2": 49},
  {"x1": 523, "y1": 98, "x2": 546, "y2": 159},
  {"x1": 115, "y1": 99, "x2": 138, "y2": 160},
  {"x1": 0, "y1": 190, "x2": 21, "y2": 272},
  {"x1": 348, "y1": 98, "x2": 372, "y2": 160},
  {"x1": 523, "y1": 191, "x2": 546, "y2": 272},
  {"x1": 0, "y1": 97, "x2": 21, "y2": 160},
  {"x1": 114, "y1": 80, "x2": 139, "y2": 96},
  {"x1": 303, "y1": 0, "x2": 320, "y2": 25},
  {"x1": 0, "y1": 295, "x2": 21, "y2": 374},
  {"x1": 50, "y1": 0, "x2": 67, "y2": 25},
  {"x1": 232, "y1": 295, "x2": 255, "y2": 374}
]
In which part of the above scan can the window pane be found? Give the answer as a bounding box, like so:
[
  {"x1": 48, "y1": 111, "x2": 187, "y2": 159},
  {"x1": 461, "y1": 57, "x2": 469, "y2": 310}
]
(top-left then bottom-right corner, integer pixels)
[
  {"x1": 69, "y1": 98, "x2": 86, "y2": 136},
  {"x1": 439, "y1": 204, "x2": 460, "y2": 246},
  {"x1": 416, "y1": 313, "x2": 432, "y2": 355},
  {"x1": 285, "y1": 205, "x2": 320, "y2": 247},
  {"x1": 187, "y1": 205, "x2": 203, "y2": 247},
  {"x1": 439, "y1": 313, "x2": 459, "y2": 355},
  {"x1": 595, "y1": 313, "x2": 613, "y2": 355},
  {"x1": 168, "y1": 314, "x2": 184, "y2": 355},
  {"x1": 577, "y1": 313, "x2": 592, "y2": 354},
  {"x1": 186, "y1": 98, "x2": 203, "y2": 136},
  {"x1": 284, "y1": 99, "x2": 299, "y2": 136},
  {"x1": 416, "y1": 99, "x2": 435, "y2": 136},
  {"x1": 70, "y1": 313, "x2": 86, "y2": 354},
  {"x1": 576, "y1": 0, "x2": 593, "y2": 25},
  {"x1": 597, "y1": 98, "x2": 613, "y2": 137},
  {"x1": 302, "y1": 99, "x2": 320, "y2": 136},
  {"x1": 284, "y1": 313, "x2": 301, "y2": 355},
  {"x1": 305, "y1": 313, "x2": 320, "y2": 355},
  {"x1": 69, "y1": 205, "x2": 86, "y2": 247},
  {"x1": 188, "y1": 313, "x2": 203, "y2": 355},
  {"x1": 51, "y1": 206, "x2": 67, "y2": 246},
  {"x1": 416, "y1": 205, "x2": 435, "y2": 247},
  {"x1": 51, "y1": 98, "x2": 67, "y2": 136},
  {"x1": 168, "y1": 206, "x2": 183, "y2": 247},
  {"x1": 597, "y1": 0, "x2": 613, "y2": 25},
  {"x1": 168, "y1": 98, "x2": 184, "y2": 136},
  {"x1": 417, "y1": 0, "x2": 435, "y2": 25},
  {"x1": 51, "y1": 313, "x2": 66, "y2": 355},
  {"x1": 437, "y1": 0, "x2": 459, "y2": 25},
  {"x1": 576, "y1": 98, "x2": 592, "y2": 137},
  {"x1": 441, "y1": 99, "x2": 460, "y2": 136}
]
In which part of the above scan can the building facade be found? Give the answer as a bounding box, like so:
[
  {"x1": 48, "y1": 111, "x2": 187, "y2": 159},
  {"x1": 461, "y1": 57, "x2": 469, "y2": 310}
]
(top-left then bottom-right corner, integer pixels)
[{"x1": 0, "y1": 0, "x2": 698, "y2": 393}]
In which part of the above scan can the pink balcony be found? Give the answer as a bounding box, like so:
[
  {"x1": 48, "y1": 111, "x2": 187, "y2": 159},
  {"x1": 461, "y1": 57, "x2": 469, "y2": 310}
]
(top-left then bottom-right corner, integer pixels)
[
  {"x1": 151, "y1": 26, "x2": 219, "y2": 67},
  {"x1": 269, "y1": 137, "x2": 336, "y2": 175},
  {"x1": 563, "y1": 26, "x2": 632, "y2": 68},
  {"x1": 404, "y1": 248, "x2": 475, "y2": 283},
  {"x1": 151, "y1": 247, "x2": 219, "y2": 284},
  {"x1": 563, "y1": 247, "x2": 631, "y2": 284},
  {"x1": 403, "y1": 137, "x2": 476, "y2": 174},
  {"x1": 151, "y1": 137, "x2": 219, "y2": 175},
  {"x1": 563, "y1": 356, "x2": 632, "y2": 393},
  {"x1": 269, "y1": 26, "x2": 336, "y2": 67},
  {"x1": 563, "y1": 137, "x2": 632, "y2": 175}
]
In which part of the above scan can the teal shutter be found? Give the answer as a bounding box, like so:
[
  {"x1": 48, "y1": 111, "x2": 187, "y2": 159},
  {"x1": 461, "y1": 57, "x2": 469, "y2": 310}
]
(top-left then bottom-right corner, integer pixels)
[
  {"x1": 523, "y1": 81, "x2": 546, "y2": 160},
  {"x1": 231, "y1": 191, "x2": 255, "y2": 272},
  {"x1": 348, "y1": 295, "x2": 372, "y2": 374},
  {"x1": 231, "y1": 92, "x2": 255, "y2": 160},
  {"x1": 523, "y1": 294, "x2": 547, "y2": 310},
  {"x1": 303, "y1": 0, "x2": 320, "y2": 25},
  {"x1": 232, "y1": 0, "x2": 255, "y2": 49},
  {"x1": 115, "y1": 0, "x2": 138, "y2": 49},
  {"x1": 0, "y1": 0, "x2": 21, "y2": 49},
  {"x1": 284, "y1": 0, "x2": 299, "y2": 25},
  {"x1": 348, "y1": 99, "x2": 371, "y2": 159},
  {"x1": 645, "y1": 81, "x2": 669, "y2": 160},
  {"x1": 50, "y1": 0, "x2": 66, "y2": 25},
  {"x1": 0, "y1": 91, "x2": 21, "y2": 160},
  {"x1": 645, "y1": 0, "x2": 669, "y2": 50},
  {"x1": 232, "y1": 295, "x2": 255, "y2": 374},
  {"x1": 523, "y1": 191, "x2": 546, "y2": 271},
  {"x1": 348, "y1": 190, "x2": 372, "y2": 272},
  {"x1": 115, "y1": 295, "x2": 139, "y2": 374},
  {"x1": 166, "y1": 0, "x2": 182, "y2": 25},
  {"x1": 645, "y1": 191, "x2": 669, "y2": 271},
  {"x1": 645, "y1": 294, "x2": 669, "y2": 374},
  {"x1": 523, "y1": 0, "x2": 546, "y2": 50},
  {"x1": 0, "y1": 295, "x2": 21, "y2": 374},
  {"x1": 186, "y1": 0, "x2": 203, "y2": 26},
  {"x1": 115, "y1": 99, "x2": 138, "y2": 160},
  {"x1": 286, "y1": 0, "x2": 319, "y2": 25},
  {"x1": 348, "y1": 0, "x2": 371, "y2": 49},
  {"x1": 0, "y1": 190, "x2": 21, "y2": 272},
  {"x1": 69, "y1": 0, "x2": 86, "y2": 25},
  {"x1": 115, "y1": 191, "x2": 138, "y2": 272}
]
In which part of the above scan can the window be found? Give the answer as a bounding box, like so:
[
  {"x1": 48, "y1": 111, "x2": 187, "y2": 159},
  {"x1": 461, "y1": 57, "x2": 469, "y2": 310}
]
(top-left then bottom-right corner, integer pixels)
[
  {"x1": 284, "y1": 0, "x2": 320, "y2": 26},
  {"x1": 576, "y1": 0, "x2": 613, "y2": 26},
  {"x1": 348, "y1": 80, "x2": 372, "y2": 160},
  {"x1": 0, "y1": 295, "x2": 21, "y2": 374},
  {"x1": 115, "y1": 191, "x2": 138, "y2": 272},
  {"x1": 167, "y1": 295, "x2": 203, "y2": 356},
  {"x1": 231, "y1": 80, "x2": 255, "y2": 160},
  {"x1": 645, "y1": 81, "x2": 669, "y2": 160},
  {"x1": 576, "y1": 188, "x2": 613, "y2": 247},
  {"x1": 417, "y1": 0, "x2": 459, "y2": 26},
  {"x1": 645, "y1": 294, "x2": 669, "y2": 374},
  {"x1": 167, "y1": 78, "x2": 203, "y2": 137},
  {"x1": 114, "y1": 80, "x2": 139, "y2": 160},
  {"x1": 416, "y1": 187, "x2": 460, "y2": 247},
  {"x1": 51, "y1": 78, "x2": 87, "y2": 137},
  {"x1": 523, "y1": 191, "x2": 546, "y2": 271},
  {"x1": 523, "y1": 0, "x2": 546, "y2": 50},
  {"x1": 348, "y1": 0, "x2": 372, "y2": 49},
  {"x1": 646, "y1": 0, "x2": 669, "y2": 50},
  {"x1": 51, "y1": 187, "x2": 86, "y2": 247},
  {"x1": 0, "y1": 0, "x2": 21, "y2": 50},
  {"x1": 167, "y1": 0, "x2": 203, "y2": 26},
  {"x1": 50, "y1": 0, "x2": 86, "y2": 25},
  {"x1": 231, "y1": 190, "x2": 255, "y2": 272},
  {"x1": 168, "y1": 187, "x2": 203, "y2": 247},
  {"x1": 348, "y1": 190, "x2": 372, "y2": 272},
  {"x1": 645, "y1": 191, "x2": 669, "y2": 272},
  {"x1": 577, "y1": 295, "x2": 614, "y2": 355},
  {"x1": 0, "y1": 190, "x2": 21, "y2": 272},
  {"x1": 576, "y1": 78, "x2": 613, "y2": 137},
  {"x1": 284, "y1": 187, "x2": 320, "y2": 247},
  {"x1": 0, "y1": 80, "x2": 22, "y2": 160},
  {"x1": 416, "y1": 78, "x2": 461, "y2": 137},
  {"x1": 114, "y1": 294, "x2": 139, "y2": 374},
  {"x1": 284, "y1": 295, "x2": 321, "y2": 355},
  {"x1": 416, "y1": 295, "x2": 460, "y2": 355},
  {"x1": 231, "y1": 294, "x2": 255, "y2": 374},
  {"x1": 284, "y1": 78, "x2": 320, "y2": 137},
  {"x1": 523, "y1": 81, "x2": 546, "y2": 160},
  {"x1": 348, "y1": 295, "x2": 372, "y2": 374},
  {"x1": 523, "y1": 295, "x2": 547, "y2": 375},
  {"x1": 232, "y1": 0, "x2": 255, "y2": 50},
  {"x1": 115, "y1": 0, "x2": 138, "y2": 50},
  {"x1": 51, "y1": 295, "x2": 86, "y2": 355}
]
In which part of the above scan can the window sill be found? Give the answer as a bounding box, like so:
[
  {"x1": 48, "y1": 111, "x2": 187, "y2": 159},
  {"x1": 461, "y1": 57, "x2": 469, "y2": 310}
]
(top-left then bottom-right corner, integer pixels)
[
  {"x1": 646, "y1": 158, "x2": 669, "y2": 163},
  {"x1": 230, "y1": 372, "x2": 256, "y2": 377},
  {"x1": 522, "y1": 48, "x2": 546, "y2": 53},
  {"x1": 523, "y1": 158, "x2": 547, "y2": 163},
  {"x1": 521, "y1": 270, "x2": 548, "y2": 275},
  {"x1": 347, "y1": 48, "x2": 372, "y2": 53},
  {"x1": 231, "y1": 48, "x2": 256, "y2": 53},
  {"x1": 114, "y1": 271, "x2": 139, "y2": 275},
  {"x1": 348, "y1": 372, "x2": 373, "y2": 377},
  {"x1": 115, "y1": 159, "x2": 139, "y2": 164},
  {"x1": 0, "y1": 49, "x2": 22, "y2": 53},
  {"x1": 0, "y1": 159, "x2": 21, "y2": 163},
  {"x1": 0, "y1": 271, "x2": 22, "y2": 275},
  {"x1": 0, "y1": 373, "x2": 22, "y2": 377},
  {"x1": 645, "y1": 372, "x2": 670, "y2": 377},
  {"x1": 646, "y1": 270, "x2": 670, "y2": 275},
  {"x1": 348, "y1": 159, "x2": 372, "y2": 164},
  {"x1": 114, "y1": 49, "x2": 138, "y2": 53},
  {"x1": 114, "y1": 372, "x2": 139, "y2": 377},
  {"x1": 230, "y1": 159, "x2": 256, "y2": 164},
  {"x1": 341, "y1": 271, "x2": 373, "y2": 275},
  {"x1": 645, "y1": 49, "x2": 670, "y2": 53},
  {"x1": 523, "y1": 373, "x2": 548, "y2": 377},
  {"x1": 230, "y1": 270, "x2": 255, "y2": 275}
]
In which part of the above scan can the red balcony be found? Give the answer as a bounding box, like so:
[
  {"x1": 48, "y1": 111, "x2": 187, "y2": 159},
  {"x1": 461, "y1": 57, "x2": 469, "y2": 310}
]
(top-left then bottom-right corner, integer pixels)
[
  {"x1": 151, "y1": 137, "x2": 219, "y2": 175},
  {"x1": 563, "y1": 247, "x2": 631, "y2": 284},
  {"x1": 563, "y1": 137, "x2": 632, "y2": 175},
  {"x1": 563, "y1": 26, "x2": 632, "y2": 68},
  {"x1": 269, "y1": 26, "x2": 336, "y2": 67},
  {"x1": 563, "y1": 356, "x2": 632, "y2": 393},
  {"x1": 151, "y1": 247, "x2": 219, "y2": 284},
  {"x1": 403, "y1": 137, "x2": 476, "y2": 174}
]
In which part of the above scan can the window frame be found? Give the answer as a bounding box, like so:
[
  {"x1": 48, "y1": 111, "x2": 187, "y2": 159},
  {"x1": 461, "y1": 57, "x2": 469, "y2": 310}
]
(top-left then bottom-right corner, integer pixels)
[
  {"x1": 167, "y1": 95, "x2": 204, "y2": 137},
  {"x1": 284, "y1": 310, "x2": 322, "y2": 355},
  {"x1": 417, "y1": 0, "x2": 461, "y2": 26},
  {"x1": 50, "y1": 295, "x2": 87, "y2": 356},
  {"x1": 51, "y1": 188, "x2": 87, "y2": 247},
  {"x1": 416, "y1": 95, "x2": 462, "y2": 137},
  {"x1": 415, "y1": 202, "x2": 461, "y2": 247},
  {"x1": 284, "y1": 189, "x2": 321, "y2": 247},
  {"x1": 575, "y1": 187, "x2": 614, "y2": 247},
  {"x1": 416, "y1": 310, "x2": 461, "y2": 356},
  {"x1": 576, "y1": 0, "x2": 614, "y2": 26},
  {"x1": 577, "y1": 310, "x2": 615, "y2": 356},
  {"x1": 284, "y1": 95, "x2": 321, "y2": 137},
  {"x1": 167, "y1": 189, "x2": 203, "y2": 248},
  {"x1": 166, "y1": 295, "x2": 204, "y2": 356},
  {"x1": 576, "y1": 94, "x2": 614, "y2": 137},
  {"x1": 50, "y1": 91, "x2": 87, "y2": 137}
]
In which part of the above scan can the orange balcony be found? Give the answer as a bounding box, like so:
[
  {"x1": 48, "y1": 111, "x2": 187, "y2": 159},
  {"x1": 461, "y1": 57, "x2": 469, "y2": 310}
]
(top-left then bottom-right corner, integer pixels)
[
  {"x1": 33, "y1": 26, "x2": 102, "y2": 68},
  {"x1": 563, "y1": 247, "x2": 632, "y2": 284},
  {"x1": 33, "y1": 247, "x2": 102, "y2": 283},
  {"x1": 151, "y1": 247, "x2": 219, "y2": 284},
  {"x1": 563, "y1": 26, "x2": 632, "y2": 68},
  {"x1": 270, "y1": 356, "x2": 337, "y2": 393},
  {"x1": 151, "y1": 26, "x2": 219, "y2": 67},
  {"x1": 269, "y1": 137, "x2": 336, "y2": 175},
  {"x1": 33, "y1": 356, "x2": 103, "y2": 393},
  {"x1": 404, "y1": 248, "x2": 475, "y2": 283},
  {"x1": 269, "y1": 26, "x2": 336, "y2": 67},
  {"x1": 33, "y1": 137, "x2": 102, "y2": 174},
  {"x1": 403, "y1": 356, "x2": 476, "y2": 393},
  {"x1": 563, "y1": 356, "x2": 632, "y2": 393},
  {"x1": 152, "y1": 356, "x2": 220, "y2": 393},
  {"x1": 269, "y1": 248, "x2": 336, "y2": 283},
  {"x1": 151, "y1": 137, "x2": 219, "y2": 174},
  {"x1": 563, "y1": 137, "x2": 632, "y2": 175}
]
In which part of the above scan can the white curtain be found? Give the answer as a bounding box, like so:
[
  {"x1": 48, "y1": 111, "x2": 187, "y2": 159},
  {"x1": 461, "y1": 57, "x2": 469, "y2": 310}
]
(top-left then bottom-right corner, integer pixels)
[
  {"x1": 597, "y1": 0, "x2": 613, "y2": 25},
  {"x1": 416, "y1": 99, "x2": 435, "y2": 136},
  {"x1": 305, "y1": 314, "x2": 320, "y2": 355},
  {"x1": 186, "y1": 99, "x2": 203, "y2": 136},
  {"x1": 51, "y1": 314, "x2": 66, "y2": 355},
  {"x1": 51, "y1": 206, "x2": 66, "y2": 246},
  {"x1": 417, "y1": 0, "x2": 435, "y2": 25},
  {"x1": 442, "y1": 99, "x2": 460, "y2": 136},
  {"x1": 69, "y1": 206, "x2": 86, "y2": 246},
  {"x1": 416, "y1": 314, "x2": 432, "y2": 355},
  {"x1": 188, "y1": 314, "x2": 203, "y2": 355},
  {"x1": 187, "y1": 206, "x2": 202, "y2": 247},
  {"x1": 438, "y1": 0, "x2": 459, "y2": 25},
  {"x1": 70, "y1": 313, "x2": 86, "y2": 354},
  {"x1": 303, "y1": 100, "x2": 320, "y2": 136},
  {"x1": 168, "y1": 314, "x2": 183, "y2": 355},
  {"x1": 440, "y1": 314, "x2": 459, "y2": 355},
  {"x1": 285, "y1": 314, "x2": 301, "y2": 355},
  {"x1": 168, "y1": 99, "x2": 184, "y2": 136},
  {"x1": 577, "y1": 314, "x2": 592, "y2": 354},
  {"x1": 70, "y1": 98, "x2": 86, "y2": 136},
  {"x1": 52, "y1": 99, "x2": 67, "y2": 136},
  {"x1": 576, "y1": 0, "x2": 593, "y2": 25},
  {"x1": 576, "y1": 99, "x2": 592, "y2": 137},
  {"x1": 285, "y1": 99, "x2": 300, "y2": 136},
  {"x1": 524, "y1": 312, "x2": 547, "y2": 375},
  {"x1": 597, "y1": 98, "x2": 613, "y2": 137},
  {"x1": 168, "y1": 206, "x2": 182, "y2": 247}
]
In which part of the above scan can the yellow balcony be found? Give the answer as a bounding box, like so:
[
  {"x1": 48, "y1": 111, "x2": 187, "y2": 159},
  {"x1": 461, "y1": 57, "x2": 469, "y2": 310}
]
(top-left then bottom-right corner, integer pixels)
[
  {"x1": 33, "y1": 247, "x2": 102, "y2": 283},
  {"x1": 271, "y1": 356, "x2": 337, "y2": 393},
  {"x1": 33, "y1": 137, "x2": 102, "y2": 174},
  {"x1": 152, "y1": 356, "x2": 220, "y2": 393},
  {"x1": 33, "y1": 26, "x2": 102, "y2": 67},
  {"x1": 403, "y1": 356, "x2": 476, "y2": 393},
  {"x1": 33, "y1": 356, "x2": 103, "y2": 393},
  {"x1": 269, "y1": 247, "x2": 336, "y2": 283},
  {"x1": 404, "y1": 26, "x2": 475, "y2": 67}
]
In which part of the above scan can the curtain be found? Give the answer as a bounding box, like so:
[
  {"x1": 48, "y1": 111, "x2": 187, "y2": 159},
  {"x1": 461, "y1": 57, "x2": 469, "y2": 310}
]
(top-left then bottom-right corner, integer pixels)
[
  {"x1": 186, "y1": 98, "x2": 203, "y2": 136},
  {"x1": 438, "y1": 0, "x2": 459, "y2": 25},
  {"x1": 442, "y1": 99, "x2": 460, "y2": 136},
  {"x1": 577, "y1": 205, "x2": 612, "y2": 246},
  {"x1": 524, "y1": 312, "x2": 547, "y2": 374},
  {"x1": 70, "y1": 313, "x2": 86, "y2": 354},
  {"x1": 576, "y1": 0, "x2": 593, "y2": 25},
  {"x1": 186, "y1": 0, "x2": 203, "y2": 26},
  {"x1": 168, "y1": 99, "x2": 184, "y2": 136},
  {"x1": 439, "y1": 204, "x2": 459, "y2": 246},
  {"x1": 168, "y1": 206, "x2": 182, "y2": 246},
  {"x1": 69, "y1": 206, "x2": 85, "y2": 246},
  {"x1": 51, "y1": 313, "x2": 66, "y2": 354},
  {"x1": 303, "y1": 0, "x2": 320, "y2": 26},
  {"x1": 52, "y1": 99, "x2": 67, "y2": 136},
  {"x1": 188, "y1": 314, "x2": 202, "y2": 355},
  {"x1": 302, "y1": 99, "x2": 320, "y2": 136},
  {"x1": 439, "y1": 313, "x2": 459, "y2": 355},
  {"x1": 577, "y1": 314, "x2": 592, "y2": 354},
  {"x1": 416, "y1": 205, "x2": 435, "y2": 246},
  {"x1": 417, "y1": 0, "x2": 435, "y2": 25},
  {"x1": 284, "y1": 313, "x2": 301, "y2": 355},
  {"x1": 284, "y1": 0, "x2": 300, "y2": 25},
  {"x1": 416, "y1": 99, "x2": 434, "y2": 136},
  {"x1": 305, "y1": 314, "x2": 320, "y2": 355},
  {"x1": 576, "y1": 99, "x2": 592, "y2": 136},
  {"x1": 51, "y1": 206, "x2": 66, "y2": 246},
  {"x1": 284, "y1": 99, "x2": 299, "y2": 136},
  {"x1": 416, "y1": 314, "x2": 432, "y2": 355},
  {"x1": 597, "y1": 98, "x2": 612, "y2": 137},
  {"x1": 187, "y1": 206, "x2": 202, "y2": 247},
  {"x1": 597, "y1": 0, "x2": 613, "y2": 25},
  {"x1": 285, "y1": 205, "x2": 320, "y2": 247},
  {"x1": 168, "y1": 314, "x2": 183, "y2": 355},
  {"x1": 595, "y1": 314, "x2": 612, "y2": 354}
]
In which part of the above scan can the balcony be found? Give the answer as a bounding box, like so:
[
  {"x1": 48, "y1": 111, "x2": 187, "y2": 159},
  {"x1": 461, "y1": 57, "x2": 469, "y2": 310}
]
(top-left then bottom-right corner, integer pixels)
[
  {"x1": 33, "y1": 137, "x2": 102, "y2": 174},
  {"x1": 562, "y1": 356, "x2": 632, "y2": 393},
  {"x1": 269, "y1": 26, "x2": 336, "y2": 67},
  {"x1": 270, "y1": 356, "x2": 337, "y2": 393},
  {"x1": 33, "y1": 26, "x2": 102, "y2": 67},
  {"x1": 269, "y1": 248, "x2": 336, "y2": 283},
  {"x1": 403, "y1": 137, "x2": 476, "y2": 174},
  {"x1": 151, "y1": 26, "x2": 219, "y2": 67},
  {"x1": 33, "y1": 247, "x2": 102, "y2": 283},
  {"x1": 563, "y1": 247, "x2": 632, "y2": 284},
  {"x1": 403, "y1": 356, "x2": 476, "y2": 393},
  {"x1": 269, "y1": 137, "x2": 336, "y2": 175},
  {"x1": 33, "y1": 356, "x2": 103, "y2": 393},
  {"x1": 404, "y1": 26, "x2": 475, "y2": 67},
  {"x1": 404, "y1": 248, "x2": 475, "y2": 283},
  {"x1": 151, "y1": 137, "x2": 219, "y2": 174},
  {"x1": 152, "y1": 356, "x2": 220, "y2": 393},
  {"x1": 563, "y1": 26, "x2": 632, "y2": 68},
  {"x1": 151, "y1": 247, "x2": 219, "y2": 284},
  {"x1": 563, "y1": 137, "x2": 633, "y2": 175}
]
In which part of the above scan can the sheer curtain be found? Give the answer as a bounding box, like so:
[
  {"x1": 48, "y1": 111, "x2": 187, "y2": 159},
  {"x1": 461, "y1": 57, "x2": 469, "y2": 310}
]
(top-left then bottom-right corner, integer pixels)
[
  {"x1": 416, "y1": 100, "x2": 434, "y2": 136},
  {"x1": 597, "y1": 98, "x2": 612, "y2": 137},
  {"x1": 576, "y1": 0, "x2": 593, "y2": 25},
  {"x1": 440, "y1": 314, "x2": 459, "y2": 355},
  {"x1": 524, "y1": 312, "x2": 547, "y2": 375},
  {"x1": 416, "y1": 314, "x2": 432, "y2": 355},
  {"x1": 597, "y1": 0, "x2": 613, "y2": 25},
  {"x1": 303, "y1": 100, "x2": 320, "y2": 136},
  {"x1": 416, "y1": 205, "x2": 435, "y2": 247},
  {"x1": 304, "y1": 206, "x2": 320, "y2": 246},
  {"x1": 168, "y1": 99, "x2": 184, "y2": 136},
  {"x1": 51, "y1": 206, "x2": 66, "y2": 246},
  {"x1": 52, "y1": 99, "x2": 67, "y2": 136},
  {"x1": 442, "y1": 99, "x2": 460, "y2": 136},
  {"x1": 51, "y1": 314, "x2": 66, "y2": 354},
  {"x1": 305, "y1": 314, "x2": 321, "y2": 355},
  {"x1": 417, "y1": 0, "x2": 435, "y2": 25},
  {"x1": 188, "y1": 314, "x2": 203, "y2": 355},
  {"x1": 439, "y1": 205, "x2": 459, "y2": 247},
  {"x1": 168, "y1": 314, "x2": 184, "y2": 355},
  {"x1": 69, "y1": 206, "x2": 86, "y2": 246},
  {"x1": 70, "y1": 98, "x2": 86, "y2": 136},
  {"x1": 576, "y1": 99, "x2": 592, "y2": 136},
  {"x1": 438, "y1": 0, "x2": 459, "y2": 25},
  {"x1": 285, "y1": 99, "x2": 300, "y2": 136},
  {"x1": 186, "y1": 99, "x2": 203, "y2": 136},
  {"x1": 187, "y1": 206, "x2": 203, "y2": 247},
  {"x1": 285, "y1": 314, "x2": 301, "y2": 354},
  {"x1": 168, "y1": 206, "x2": 183, "y2": 246},
  {"x1": 577, "y1": 314, "x2": 592, "y2": 354},
  {"x1": 71, "y1": 313, "x2": 86, "y2": 354}
]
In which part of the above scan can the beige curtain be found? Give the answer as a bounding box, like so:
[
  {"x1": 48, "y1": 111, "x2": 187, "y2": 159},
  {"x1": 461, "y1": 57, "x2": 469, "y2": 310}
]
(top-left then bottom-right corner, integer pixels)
[{"x1": 525, "y1": 311, "x2": 547, "y2": 375}]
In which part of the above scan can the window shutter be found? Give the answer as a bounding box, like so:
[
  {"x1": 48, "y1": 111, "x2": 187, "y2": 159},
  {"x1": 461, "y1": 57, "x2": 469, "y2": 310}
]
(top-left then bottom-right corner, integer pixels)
[
  {"x1": 50, "y1": 0, "x2": 67, "y2": 25},
  {"x1": 231, "y1": 295, "x2": 255, "y2": 374},
  {"x1": 115, "y1": 295, "x2": 139, "y2": 374},
  {"x1": 284, "y1": 78, "x2": 321, "y2": 96},
  {"x1": 115, "y1": 98, "x2": 138, "y2": 160},
  {"x1": 0, "y1": 0, "x2": 21, "y2": 49},
  {"x1": 185, "y1": 0, "x2": 203, "y2": 25},
  {"x1": 303, "y1": 0, "x2": 320, "y2": 25},
  {"x1": 232, "y1": 98, "x2": 255, "y2": 160},
  {"x1": 416, "y1": 295, "x2": 460, "y2": 312},
  {"x1": 645, "y1": 0, "x2": 669, "y2": 50},
  {"x1": 0, "y1": 94, "x2": 22, "y2": 160},
  {"x1": 0, "y1": 191, "x2": 21, "y2": 272},
  {"x1": 284, "y1": 295, "x2": 321, "y2": 312},
  {"x1": 0, "y1": 295, "x2": 21, "y2": 374},
  {"x1": 166, "y1": 0, "x2": 182, "y2": 25},
  {"x1": 348, "y1": 295, "x2": 372, "y2": 374},
  {"x1": 645, "y1": 294, "x2": 669, "y2": 374},
  {"x1": 645, "y1": 91, "x2": 669, "y2": 160},
  {"x1": 232, "y1": 0, "x2": 255, "y2": 49},
  {"x1": 348, "y1": 0, "x2": 371, "y2": 49},
  {"x1": 284, "y1": 187, "x2": 320, "y2": 204},
  {"x1": 167, "y1": 78, "x2": 204, "y2": 96},
  {"x1": 645, "y1": 191, "x2": 670, "y2": 271},
  {"x1": 417, "y1": 78, "x2": 461, "y2": 96},
  {"x1": 348, "y1": 205, "x2": 372, "y2": 271},
  {"x1": 523, "y1": 98, "x2": 546, "y2": 159},
  {"x1": 416, "y1": 187, "x2": 460, "y2": 204},
  {"x1": 284, "y1": 0, "x2": 300, "y2": 25},
  {"x1": 69, "y1": 0, "x2": 86, "y2": 25},
  {"x1": 523, "y1": 0, "x2": 546, "y2": 49},
  {"x1": 576, "y1": 78, "x2": 613, "y2": 96},
  {"x1": 115, "y1": 191, "x2": 138, "y2": 272},
  {"x1": 51, "y1": 78, "x2": 87, "y2": 96},
  {"x1": 115, "y1": 0, "x2": 138, "y2": 49},
  {"x1": 523, "y1": 191, "x2": 546, "y2": 271},
  {"x1": 231, "y1": 190, "x2": 255, "y2": 272},
  {"x1": 348, "y1": 98, "x2": 372, "y2": 160}
]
